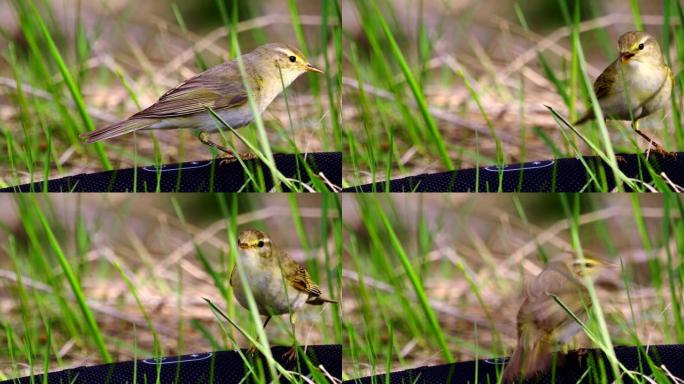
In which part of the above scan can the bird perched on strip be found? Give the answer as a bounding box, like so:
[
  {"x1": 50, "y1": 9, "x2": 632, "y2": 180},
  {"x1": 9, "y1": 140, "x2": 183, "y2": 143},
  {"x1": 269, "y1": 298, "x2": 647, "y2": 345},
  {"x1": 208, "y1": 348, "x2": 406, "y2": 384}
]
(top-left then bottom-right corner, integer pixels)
[
  {"x1": 231, "y1": 229, "x2": 336, "y2": 361},
  {"x1": 502, "y1": 253, "x2": 613, "y2": 383},
  {"x1": 574, "y1": 31, "x2": 674, "y2": 155},
  {"x1": 81, "y1": 43, "x2": 323, "y2": 159}
]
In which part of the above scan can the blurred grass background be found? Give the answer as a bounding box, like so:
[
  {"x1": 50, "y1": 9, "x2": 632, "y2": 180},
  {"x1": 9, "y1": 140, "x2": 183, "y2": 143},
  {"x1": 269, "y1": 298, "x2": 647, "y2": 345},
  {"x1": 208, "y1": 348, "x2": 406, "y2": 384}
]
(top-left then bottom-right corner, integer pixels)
[
  {"x1": 341, "y1": 193, "x2": 683, "y2": 381},
  {"x1": 0, "y1": 0, "x2": 341, "y2": 188},
  {"x1": 0, "y1": 193, "x2": 342, "y2": 382},
  {"x1": 341, "y1": 0, "x2": 684, "y2": 190}
]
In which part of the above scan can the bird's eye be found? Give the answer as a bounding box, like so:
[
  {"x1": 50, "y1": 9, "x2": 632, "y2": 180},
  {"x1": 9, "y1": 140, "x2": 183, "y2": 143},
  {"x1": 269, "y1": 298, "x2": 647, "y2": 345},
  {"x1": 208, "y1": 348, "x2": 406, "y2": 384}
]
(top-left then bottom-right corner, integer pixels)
[
  {"x1": 257, "y1": 240, "x2": 265, "y2": 248},
  {"x1": 638, "y1": 43, "x2": 645, "y2": 50},
  {"x1": 289, "y1": 55, "x2": 297, "y2": 63}
]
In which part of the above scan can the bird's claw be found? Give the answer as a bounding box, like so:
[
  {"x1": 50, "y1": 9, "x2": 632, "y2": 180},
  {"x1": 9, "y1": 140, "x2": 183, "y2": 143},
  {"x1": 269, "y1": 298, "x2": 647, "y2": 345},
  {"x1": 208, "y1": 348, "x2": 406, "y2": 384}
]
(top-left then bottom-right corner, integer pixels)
[
  {"x1": 650, "y1": 145, "x2": 677, "y2": 158},
  {"x1": 282, "y1": 346, "x2": 297, "y2": 362},
  {"x1": 659, "y1": 149, "x2": 678, "y2": 159},
  {"x1": 218, "y1": 152, "x2": 258, "y2": 166},
  {"x1": 218, "y1": 152, "x2": 237, "y2": 166}
]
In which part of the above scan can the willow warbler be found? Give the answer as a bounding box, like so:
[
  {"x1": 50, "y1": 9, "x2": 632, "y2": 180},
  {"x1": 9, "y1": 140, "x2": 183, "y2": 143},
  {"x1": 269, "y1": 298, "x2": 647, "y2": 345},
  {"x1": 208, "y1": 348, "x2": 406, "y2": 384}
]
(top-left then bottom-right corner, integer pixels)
[
  {"x1": 502, "y1": 254, "x2": 612, "y2": 383},
  {"x1": 574, "y1": 31, "x2": 674, "y2": 154},
  {"x1": 231, "y1": 229, "x2": 336, "y2": 360},
  {"x1": 81, "y1": 43, "x2": 323, "y2": 157}
]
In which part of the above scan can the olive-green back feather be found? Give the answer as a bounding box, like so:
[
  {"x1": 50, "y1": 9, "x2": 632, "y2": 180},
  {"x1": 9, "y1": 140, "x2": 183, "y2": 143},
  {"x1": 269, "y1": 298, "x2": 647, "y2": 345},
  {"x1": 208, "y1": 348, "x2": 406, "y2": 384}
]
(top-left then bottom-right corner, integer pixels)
[{"x1": 130, "y1": 63, "x2": 249, "y2": 119}]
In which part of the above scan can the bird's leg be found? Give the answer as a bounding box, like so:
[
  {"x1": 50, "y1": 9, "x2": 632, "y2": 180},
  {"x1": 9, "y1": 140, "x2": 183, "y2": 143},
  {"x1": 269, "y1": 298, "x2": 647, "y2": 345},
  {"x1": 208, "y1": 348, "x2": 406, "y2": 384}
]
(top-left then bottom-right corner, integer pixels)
[
  {"x1": 282, "y1": 313, "x2": 298, "y2": 361},
  {"x1": 198, "y1": 132, "x2": 259, "y2": 165},
  {"x1": 247, "y1": 316, "x2": 271, "y2": 356},
  {"x1": 198, "y1": 131, "x2": 235, "y2": 156},
  {"x1": 632, "y1": 120, "x2": 673, "y2": 157},
  {"x1": 560, "y1": 343, "x2": 571, "y2": 355}
]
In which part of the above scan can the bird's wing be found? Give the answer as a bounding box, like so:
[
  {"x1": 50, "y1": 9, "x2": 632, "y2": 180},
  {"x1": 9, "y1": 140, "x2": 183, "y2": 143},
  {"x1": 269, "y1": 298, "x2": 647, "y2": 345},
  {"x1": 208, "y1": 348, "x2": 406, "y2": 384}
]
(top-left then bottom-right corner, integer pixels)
[
  {"x1": 524, "y1": 265, "x2": 589, "y2": 332},
  {"x1": 592, "y1": 59, "x2": 619, "y2": 100},
  {"x1": 282, "y1": 254, "x2": 323, "y2": 297},
  {"x1": 131, "y1": 62, "x2": 248, "y2": 119},
  {"x1": 526, "y1": 263, "x2": 577, "y2": 298}
]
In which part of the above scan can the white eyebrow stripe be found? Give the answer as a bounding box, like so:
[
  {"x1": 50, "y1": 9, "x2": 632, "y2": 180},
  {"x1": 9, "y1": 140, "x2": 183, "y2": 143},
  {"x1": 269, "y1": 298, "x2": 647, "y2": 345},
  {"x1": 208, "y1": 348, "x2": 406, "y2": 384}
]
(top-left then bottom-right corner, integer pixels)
[{"x1": 274, "y1": 48, "x2": 292, "y2": 56}]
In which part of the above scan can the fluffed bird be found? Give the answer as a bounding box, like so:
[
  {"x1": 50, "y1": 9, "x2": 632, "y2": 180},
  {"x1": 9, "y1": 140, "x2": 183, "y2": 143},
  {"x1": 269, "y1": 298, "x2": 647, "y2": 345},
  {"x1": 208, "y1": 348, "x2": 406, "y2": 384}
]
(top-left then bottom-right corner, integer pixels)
[
  {"x1": 231, "y1": 229, "x2": 336, "y2": 360},
  {"x1": 502, "y1": 254, "x2": 612, "y2": 383},
  {"x1": 574, "y1": 31, "x2": 673, "y2": 154}
]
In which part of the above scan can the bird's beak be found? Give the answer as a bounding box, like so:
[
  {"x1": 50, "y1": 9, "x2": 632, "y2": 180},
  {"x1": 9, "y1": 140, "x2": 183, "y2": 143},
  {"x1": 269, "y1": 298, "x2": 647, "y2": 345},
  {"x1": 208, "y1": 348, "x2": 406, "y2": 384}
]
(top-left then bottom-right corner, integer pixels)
[
  {"x1": 620, "y1": 51, "x2": 635, "y2": 63},
  {"x1": 305, "y1": 63, "x2": 324, "y2": 74},
  {"x1": 238, "y1": 242, "x2": 248, "y2": 249}
]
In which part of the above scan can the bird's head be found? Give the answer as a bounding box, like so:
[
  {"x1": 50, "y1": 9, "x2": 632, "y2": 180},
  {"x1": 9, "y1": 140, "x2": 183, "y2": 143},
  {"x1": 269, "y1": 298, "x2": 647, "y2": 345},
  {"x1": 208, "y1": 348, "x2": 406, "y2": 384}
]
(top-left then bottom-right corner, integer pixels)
[
  {"x1": 570, "y1": 253, "x2": 613, "y2": 278},
  {"x1": 252, "y1": 43, "x2": 323, "y2": 84},
  {"x1": 237, "y1": 229, "x2": 273, "y2": 259},
  {"x1": 617, "y1": 31, "x2": 664, "y2": 65}
]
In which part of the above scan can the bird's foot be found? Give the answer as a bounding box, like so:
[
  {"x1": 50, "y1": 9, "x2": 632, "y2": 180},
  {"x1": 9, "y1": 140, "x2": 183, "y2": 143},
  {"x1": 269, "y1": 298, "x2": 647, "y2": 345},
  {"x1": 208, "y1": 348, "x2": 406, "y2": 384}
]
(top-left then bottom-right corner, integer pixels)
[
  {"x1": 649, "y1": 144, "x2": 677, "y2": 158},
  {"x1": 615, "y1": 154, "x2": 626, "y2": 163},
  {"x1": 659, "y1": 149, "x2": 678, "y2": 159},
  {"x1": 238, "y1": 152, "x2": 258, "y2": 162},
  {"x1": 246, "y1": 345, "x2": 258, "y2": 357},
  {"x1": 217, "y1": 151, "x2": 237, "y2": 165},
  {"x1": 282, "y1": 346, "x2": 298, "y2": 362},
  {"x1": 218, "y1": 152, "x2": 258, "y2": 166}
]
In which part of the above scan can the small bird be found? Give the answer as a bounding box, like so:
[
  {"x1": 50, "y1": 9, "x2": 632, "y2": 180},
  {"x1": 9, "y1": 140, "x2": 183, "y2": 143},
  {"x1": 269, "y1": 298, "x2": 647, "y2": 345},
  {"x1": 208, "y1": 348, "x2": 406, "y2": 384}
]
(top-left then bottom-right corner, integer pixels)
[
  {"x1": 501, "y1": 254, "x2": 612, "y2": 383},
  {"x1": 230, "y1": 229, "x2": 336, "y2": 360},
  {"x1": 81, "y1": 43, "x2": 323, "y2": 158},
  {"x1": 574, "y1": 31, "x2": 674, "y2": 154}
]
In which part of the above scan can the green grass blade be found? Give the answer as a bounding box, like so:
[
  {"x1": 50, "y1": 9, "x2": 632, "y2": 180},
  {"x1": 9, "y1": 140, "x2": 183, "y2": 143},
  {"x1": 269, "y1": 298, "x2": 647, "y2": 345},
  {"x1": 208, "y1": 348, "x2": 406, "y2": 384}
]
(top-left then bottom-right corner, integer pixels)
[
  {"x1": 28, "y1": 1, "x2": 112, "y2": 170},
  {"x1": 33, "y1": 197, "x2": 112, "y2": 363},
  {"x1": 371, "y1": 1, "x2": 453, "y2": 170},
  {"x1": 374, "y1": 199, "x2": 454, "y2": 362}
]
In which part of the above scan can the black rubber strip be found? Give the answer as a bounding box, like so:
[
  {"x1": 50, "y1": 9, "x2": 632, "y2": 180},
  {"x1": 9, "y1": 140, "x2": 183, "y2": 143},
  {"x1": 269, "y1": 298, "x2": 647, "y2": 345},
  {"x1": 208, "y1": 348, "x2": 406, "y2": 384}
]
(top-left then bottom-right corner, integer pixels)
[
  {"x1": 0, "y1": 152, "x2": 341, "y2": 192},
  {"x1": 343, "y1": 152, "x2": 684, "y2": 192},
  {"x1": 1, "y1": 345, "x2": 342, "y2": 384},
  {"x1": 347, "y1": 344, "x2": 684, "y2": 384}
]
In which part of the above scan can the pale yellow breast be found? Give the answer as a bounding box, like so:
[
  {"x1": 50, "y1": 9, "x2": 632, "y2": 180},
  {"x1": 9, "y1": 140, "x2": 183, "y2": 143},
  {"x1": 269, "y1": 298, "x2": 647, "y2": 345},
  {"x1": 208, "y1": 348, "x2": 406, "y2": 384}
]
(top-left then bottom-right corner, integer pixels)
[
  {"x1": 622, "y1": 60, "x2": 669, "y2": 102},
  {"x1": 231, "y1": 250, "x2": 305, "y2": 316}
]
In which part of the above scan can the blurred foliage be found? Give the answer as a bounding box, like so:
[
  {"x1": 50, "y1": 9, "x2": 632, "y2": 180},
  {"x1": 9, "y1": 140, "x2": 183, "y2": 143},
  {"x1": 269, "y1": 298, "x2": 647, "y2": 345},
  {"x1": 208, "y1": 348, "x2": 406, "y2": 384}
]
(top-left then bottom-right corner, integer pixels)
[
  {"x1": 516, "y1": 194, "x2": 598, "y2": 223},
  {"x1": 172, "y1": 0, "x2": 263, "y2": 31},
  {"x1": 517, "y1": 0, "x2": 597, "y2": 31}
]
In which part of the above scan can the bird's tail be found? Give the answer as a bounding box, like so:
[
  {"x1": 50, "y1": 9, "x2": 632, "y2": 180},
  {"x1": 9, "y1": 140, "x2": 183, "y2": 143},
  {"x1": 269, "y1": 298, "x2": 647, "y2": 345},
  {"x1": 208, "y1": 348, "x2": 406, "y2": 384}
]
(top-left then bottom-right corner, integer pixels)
[
  {"x1": 80, "y1": 118, "x2": 155, "y2": 143},
  {"x1": 501, "y1": 333, "x2": 553, "y2": 383},
  {"x1": 306, "y1": 295, "x2": 337, "y2": 305}
]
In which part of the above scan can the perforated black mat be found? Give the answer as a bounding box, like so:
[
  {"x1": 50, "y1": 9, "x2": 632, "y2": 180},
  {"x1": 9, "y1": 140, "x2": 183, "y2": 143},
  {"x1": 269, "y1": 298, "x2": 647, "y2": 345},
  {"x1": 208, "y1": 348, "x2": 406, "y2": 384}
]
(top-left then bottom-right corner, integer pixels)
[
  {"x1": 344, "y1": 153, "x2": 684, "y2": 192},
  {"x1": 349, "y1": 344, "x2": 684, "y2": 383},
  {"x1": 0, "y1": 153, "x2": 341, "y2": 192},
  {"x1": 1, "y1": 345, "x2": 341, "y2": 384}
]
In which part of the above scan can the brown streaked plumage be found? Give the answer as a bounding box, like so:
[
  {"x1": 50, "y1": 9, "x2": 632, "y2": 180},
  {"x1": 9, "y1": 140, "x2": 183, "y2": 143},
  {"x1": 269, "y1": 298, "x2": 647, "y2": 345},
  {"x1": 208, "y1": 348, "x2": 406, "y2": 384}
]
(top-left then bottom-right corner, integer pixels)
[
  {"x1": 81, "y1": 43, "x2": 323, "y2": 155},
  {"x1": 502, "y1": 254, "x2": 611, "y2": 383},
  {"x1": 231, "y1": 229, "x2": 336, "y2": 360},
  {"x1": 574, "y1": 31, "x2": 674, "y2": 154}
]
